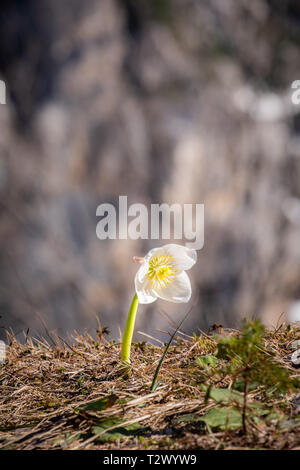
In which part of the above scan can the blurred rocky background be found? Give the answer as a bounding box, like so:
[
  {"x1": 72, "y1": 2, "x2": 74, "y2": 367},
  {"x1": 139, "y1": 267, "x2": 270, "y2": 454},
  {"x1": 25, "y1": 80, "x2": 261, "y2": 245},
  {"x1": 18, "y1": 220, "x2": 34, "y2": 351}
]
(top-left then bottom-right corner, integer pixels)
[{"x1": 1, "y1": 0, "x2": 300, "y2": 343}]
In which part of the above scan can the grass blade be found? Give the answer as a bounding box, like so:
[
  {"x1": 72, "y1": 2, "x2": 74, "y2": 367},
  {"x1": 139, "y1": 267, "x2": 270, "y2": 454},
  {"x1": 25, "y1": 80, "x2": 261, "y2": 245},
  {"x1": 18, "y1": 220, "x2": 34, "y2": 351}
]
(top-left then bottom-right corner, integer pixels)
[{"x1": 150, "y1": 307, "x2": 193, "y2": 392}]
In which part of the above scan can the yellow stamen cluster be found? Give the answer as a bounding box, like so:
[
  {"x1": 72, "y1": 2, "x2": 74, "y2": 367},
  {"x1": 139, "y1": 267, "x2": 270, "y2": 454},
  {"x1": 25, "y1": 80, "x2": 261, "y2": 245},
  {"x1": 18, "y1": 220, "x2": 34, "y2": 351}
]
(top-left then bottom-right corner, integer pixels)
[{"x1": 147, "y1": 254, "x2": 177, "y2": 288}]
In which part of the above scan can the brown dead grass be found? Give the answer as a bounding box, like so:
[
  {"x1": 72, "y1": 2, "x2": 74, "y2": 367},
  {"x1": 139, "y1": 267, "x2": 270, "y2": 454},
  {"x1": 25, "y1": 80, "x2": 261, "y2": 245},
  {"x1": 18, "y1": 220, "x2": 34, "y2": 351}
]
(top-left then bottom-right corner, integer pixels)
[{"x1": 0, "y1": 325, "x2": 299, "y2": 450}]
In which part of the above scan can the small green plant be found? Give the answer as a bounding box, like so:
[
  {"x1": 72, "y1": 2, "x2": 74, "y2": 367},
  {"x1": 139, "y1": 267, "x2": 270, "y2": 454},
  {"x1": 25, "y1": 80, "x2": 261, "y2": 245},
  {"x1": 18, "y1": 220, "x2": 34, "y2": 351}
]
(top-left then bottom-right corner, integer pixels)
[{"x1": 216, "y1": 319, "x2": 297, "y2": 434}]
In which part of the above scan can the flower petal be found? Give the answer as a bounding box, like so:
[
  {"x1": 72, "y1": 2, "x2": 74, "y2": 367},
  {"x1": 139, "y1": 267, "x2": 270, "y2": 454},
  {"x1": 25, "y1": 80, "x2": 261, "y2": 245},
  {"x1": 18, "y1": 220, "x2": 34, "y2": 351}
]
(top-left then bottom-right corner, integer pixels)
[
  {"x1": 143, "y1": 246, "x2": 165, "y2": 262},
  {"x1": 135, "y1": 263, "x2": 157, "y2": 304},
  {"x1": 162, "y1": 244, "x2": 197, "y2": 271},
  {"x1": 152, "y1": 271, "x2": 192, "y2": 303}
]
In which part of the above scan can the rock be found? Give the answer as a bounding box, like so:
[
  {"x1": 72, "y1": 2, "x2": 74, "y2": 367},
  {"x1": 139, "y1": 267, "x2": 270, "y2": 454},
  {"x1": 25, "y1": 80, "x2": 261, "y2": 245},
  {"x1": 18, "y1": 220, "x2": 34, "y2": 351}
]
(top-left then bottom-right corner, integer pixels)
[
  {"x1": 291, "y1": 394, "x2": 300, "y2": 413},
  {"x1": 291, "y1": 340, "x2": 300, "y2": 350},
  {"x1": 291, "y1": 349, "x2": 300, "y2": 368}
]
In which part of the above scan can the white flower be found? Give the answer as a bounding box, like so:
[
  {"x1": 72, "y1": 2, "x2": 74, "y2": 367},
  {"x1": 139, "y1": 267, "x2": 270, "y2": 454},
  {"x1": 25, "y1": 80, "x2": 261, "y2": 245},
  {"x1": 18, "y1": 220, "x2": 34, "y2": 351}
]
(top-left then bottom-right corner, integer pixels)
[{"x1": 134, "y1": 244, "x2": 197, "y2": 304}]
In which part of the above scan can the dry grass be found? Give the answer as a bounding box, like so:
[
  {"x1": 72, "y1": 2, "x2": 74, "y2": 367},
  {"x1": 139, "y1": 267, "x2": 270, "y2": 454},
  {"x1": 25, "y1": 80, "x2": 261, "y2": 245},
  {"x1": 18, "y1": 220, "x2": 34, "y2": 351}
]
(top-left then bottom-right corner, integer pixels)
[{"x1": 0, "y1": 324, "x2": 299, "y2": 450}]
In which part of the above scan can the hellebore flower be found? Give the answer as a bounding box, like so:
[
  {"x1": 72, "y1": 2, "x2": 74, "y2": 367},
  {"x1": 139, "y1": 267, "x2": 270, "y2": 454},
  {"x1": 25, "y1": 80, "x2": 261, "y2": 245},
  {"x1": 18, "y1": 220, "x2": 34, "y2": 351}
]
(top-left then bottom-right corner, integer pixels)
[
  {"x1": 121, "y1": 244, "x2": 197, "y2": 364},
  {"x1": 135, "y1": 244, "x2": 197, "y2": 304}
]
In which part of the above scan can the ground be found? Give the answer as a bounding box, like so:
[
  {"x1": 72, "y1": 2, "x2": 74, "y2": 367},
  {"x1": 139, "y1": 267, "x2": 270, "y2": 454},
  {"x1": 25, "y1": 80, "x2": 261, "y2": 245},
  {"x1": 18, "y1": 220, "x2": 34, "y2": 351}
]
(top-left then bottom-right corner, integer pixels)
[{"x1": 0, "y1": 323, "x2": 299, "y2": 450}]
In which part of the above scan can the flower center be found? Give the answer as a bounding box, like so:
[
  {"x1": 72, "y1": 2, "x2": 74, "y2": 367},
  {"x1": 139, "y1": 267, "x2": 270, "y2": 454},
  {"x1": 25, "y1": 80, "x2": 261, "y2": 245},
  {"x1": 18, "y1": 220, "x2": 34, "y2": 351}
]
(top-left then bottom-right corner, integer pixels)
[{"x1": 147, "y1": 254, "x2": 177, "y2": 288}]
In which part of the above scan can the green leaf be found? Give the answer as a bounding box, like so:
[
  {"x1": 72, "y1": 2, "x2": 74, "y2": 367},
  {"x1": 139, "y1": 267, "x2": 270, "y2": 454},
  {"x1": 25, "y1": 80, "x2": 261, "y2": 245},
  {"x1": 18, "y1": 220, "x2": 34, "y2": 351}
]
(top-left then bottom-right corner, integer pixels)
[
  {"x1": 195, "y1": 355, "x2": 218, "y2": 369},
  {"x1": 265, "y1": 410, "x2": 285, "y2": 423},
  {"x1": 174, "y1": 406, "x2": 243, "y2": 431},
  {"x1": 76, "y1": 394, "x2": 118, "y2": 412},
  {"x1": 173, "y1": 414, "x2": 199, "y2": 424},
  {"x1": 233, "y1": 380, "x2": 259, "y2": 392},
  {"x1": 198, "y1": 407, "x2": 242, "y2": 431},
  {"x1": 92, "y1": 418, "x2": 145, "y2": 442},
  {"x1": 248, "y1": 402, "x2": 269, "y2": 416},
  {"x1": 202, "y1": 386, "x2": 244, "y2": 404}
]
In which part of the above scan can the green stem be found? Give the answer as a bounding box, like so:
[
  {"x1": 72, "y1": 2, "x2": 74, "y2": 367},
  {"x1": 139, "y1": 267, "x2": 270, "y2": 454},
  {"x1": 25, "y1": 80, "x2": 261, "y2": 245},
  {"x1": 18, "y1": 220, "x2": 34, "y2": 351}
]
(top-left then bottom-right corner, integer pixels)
[{"x1": 121, "y1": 293, "x2": 139, "y2": 364}]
